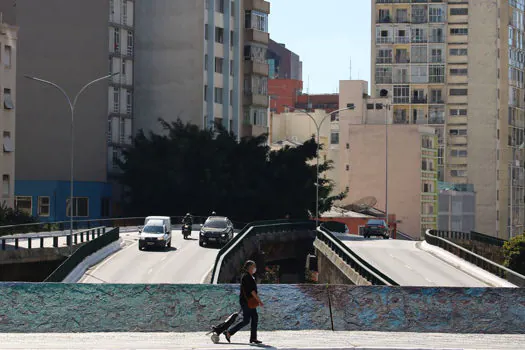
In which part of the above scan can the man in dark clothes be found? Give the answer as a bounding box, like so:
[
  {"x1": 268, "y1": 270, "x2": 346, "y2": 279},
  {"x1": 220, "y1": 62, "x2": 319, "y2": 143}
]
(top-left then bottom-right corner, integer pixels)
[{"x1": 224, "y1": 260, "x2": 263, "y2": 344}]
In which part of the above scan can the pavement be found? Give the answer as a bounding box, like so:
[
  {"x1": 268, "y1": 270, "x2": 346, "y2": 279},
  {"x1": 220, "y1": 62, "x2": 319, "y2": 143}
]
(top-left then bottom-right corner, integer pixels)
[
  {"x1": 79, "y1": 229, "x2": 224, "y2": 284},
  {"x1": 2, "y1": 331, "x2": 525, "y2": 349},
  {"x1": 339, "y1": 235, "x2": 490, "y2": 287}
]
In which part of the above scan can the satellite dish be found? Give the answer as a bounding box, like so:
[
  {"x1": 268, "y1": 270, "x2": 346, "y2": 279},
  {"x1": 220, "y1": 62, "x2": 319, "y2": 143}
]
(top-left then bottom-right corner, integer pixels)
[
  {"x1": 344, "y1": 196, "x2": 377, "y2": 212},
  {"x1": 380, "y1": 89, "x2": 388, "y2": 97}
]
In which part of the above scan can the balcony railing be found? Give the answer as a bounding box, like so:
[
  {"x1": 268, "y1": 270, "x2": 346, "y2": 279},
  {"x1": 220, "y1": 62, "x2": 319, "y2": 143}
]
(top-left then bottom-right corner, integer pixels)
[
  {"x1": 376, "y1": 37, "x2": 393, "y2": 44},
  {"x1": 411, "y1": 97, "x2": 427, "y2": 104},
  {"x1": 395, "y1": 57, "x2": 410, "y2": 63}
]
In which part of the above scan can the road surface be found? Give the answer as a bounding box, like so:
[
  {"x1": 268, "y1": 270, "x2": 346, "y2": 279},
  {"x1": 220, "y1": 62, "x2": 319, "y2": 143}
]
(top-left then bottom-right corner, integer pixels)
[
  {"x1": 341, "y1": 236, "x2": 489, "y2": 287},
  {"x1": 80, "y1": 229, "x2": 221, "y2": 284}
]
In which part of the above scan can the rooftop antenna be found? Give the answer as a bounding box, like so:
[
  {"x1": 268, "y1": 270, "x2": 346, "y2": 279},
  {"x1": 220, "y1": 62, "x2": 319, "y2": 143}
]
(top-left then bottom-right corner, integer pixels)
[
  {"x1": 307, "y1": 75, "x2": 311, "y2": 110},
  {"x1": 349, "y1": 58, "x2": 352, "y2": 80}
]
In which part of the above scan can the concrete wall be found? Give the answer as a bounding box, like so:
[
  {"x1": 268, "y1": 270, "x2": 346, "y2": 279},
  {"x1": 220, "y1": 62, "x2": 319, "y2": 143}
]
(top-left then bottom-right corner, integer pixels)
[
  {"x1": 133, "y1": 0, "x2": 205, "y2": 135},
  {"x1": 0, "y1": 284, "x2": 524, "y2": 334}
]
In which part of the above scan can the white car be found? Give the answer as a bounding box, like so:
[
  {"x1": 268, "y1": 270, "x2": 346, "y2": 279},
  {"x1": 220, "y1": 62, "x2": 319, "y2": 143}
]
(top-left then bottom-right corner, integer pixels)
[{"x1": 139, "y1": 219, "x2": 172, "y2": 250}]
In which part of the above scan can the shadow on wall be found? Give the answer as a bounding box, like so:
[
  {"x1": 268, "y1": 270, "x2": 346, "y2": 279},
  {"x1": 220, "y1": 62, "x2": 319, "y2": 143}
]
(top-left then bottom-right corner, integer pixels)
[
  {"x1": 0, "y1": 284, "x2": 523, "y2": 334},
  {"x1": 0, "y1": 259, "x2": 66, "y2": 282}
]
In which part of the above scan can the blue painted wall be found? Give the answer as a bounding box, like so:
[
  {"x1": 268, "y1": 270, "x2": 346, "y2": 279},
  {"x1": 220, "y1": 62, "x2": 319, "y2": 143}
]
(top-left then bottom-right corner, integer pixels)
[{"x1": 15, "y1": 180, "x2": 112, "y2": 222}]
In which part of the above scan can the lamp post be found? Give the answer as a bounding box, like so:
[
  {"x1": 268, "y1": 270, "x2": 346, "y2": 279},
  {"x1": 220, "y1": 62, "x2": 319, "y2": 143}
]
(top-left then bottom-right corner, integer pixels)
[
  {"x1": 25, "y1": 73, "x2": 119, "y2": 254},
  {"x1": 383, "y1": 103, "x2": 391, "y2": 235},
  {"x1": 285, "y1": 105, "x2": 355, "y2": 228}
]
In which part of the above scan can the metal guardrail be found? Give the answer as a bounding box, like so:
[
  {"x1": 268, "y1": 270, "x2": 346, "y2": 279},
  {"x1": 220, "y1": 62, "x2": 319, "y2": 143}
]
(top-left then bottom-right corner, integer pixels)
[
  {"x1": 1, "y1": 227, "x2": 107, "y2": 251},
  {"x1": 396, "y1": 230, "x2": 416, "y2": 241},
  {"x1": 0, "y1": 215, "x2": 248, "y2": 237},
  {"x1": 432, "y1": 230, "x2": 507, "y2": 247},
  {"x1": 317, "y1": 225, "x2": 399, "y2": 286},
  {"x1": 425, "y1": 229, "x2": 525, "y2": 287},
  {"x1": 211, "y1": 220, "x2": 315, "y2": 284},
  {"x1": 44, "y1": 227, "x2": 120, "y2": 282}
]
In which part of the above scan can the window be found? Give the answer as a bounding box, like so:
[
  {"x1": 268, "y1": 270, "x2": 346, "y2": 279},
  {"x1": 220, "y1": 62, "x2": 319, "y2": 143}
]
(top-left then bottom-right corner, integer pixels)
[
  {"x1": 450, "y1": 8, "x2": 468, "y2": 16},
  {"x1": 38, "y1": 197, "x2": 50, "y2": 217},
  {"x1": 112, "y1": 149, "x2": 119, "y2": 169},
  {"x1": 15, "y1": 196, "x2": 32, "y2": 215},
  {"x1": 114, "y1": 28, "x2": 120, "y2": 52},
  {"x1": 411, "y1": 46, "x2": 427, "y2": 63},
  {"x1": 230, "y1": 60, "x2": 234, "y2": 76},
  {"x1": 204, "y1": 85, "x2": 208, "y2": 101},
  {"x1": 450, "y1": 68, "x2": 468, "y2": 76},
  {"x1": 375, "y1": 66, "x2": 392, "y2": 84},
  {"x1": 127, "y1": 31, "x2": 134, "y2": 55},
  {"x1": 122, "y1": 0, "x2": 128, "y2": 24},
  {"x1": 450, "y1": 48, "x2": 468, "y2": 56},
  {"x1": 450, "y1": 149, "x2": 468, "y2": 157},
  {"x1": 215, "y1": 27, "x2": 224, "y2": 43},
  {"x1": 109, "y1": 57, "x2": 113, "y2": 74},
  {"x1": 101, "y1": 197, "x2": 110, "y2": 218},
  {"x1": 231, "y1": 1, "x2": 235, "y2": 16},
  {"x1": 126, "y1": 90, "x2": 132, "y2": 115},
  {"x1": 411, "y1": 66, "x2": 428, "y2": 83},
  {"x1": 3, "y1": 131, "x2": 13, "y2": 152},
  {"x1": 430, "y1": 48, "x2": 443, "y2": 62},
  {"x1": 346, "y1": 143, "x2": 350, "y2": 150},
  {"x1": 119, "y1": 118, "x2": 125, "y2": 144},
  {"x1": 412, "y1": 5, "x2": 427, "y2": 23},
  {"x1": 395, "y1": 8, "x2": 408, "y2": 23},
  {"x1": 429, "y1": 65, "x2": 445, "y2": 83},
  {"x1": 204, "y1": 54, "x2": 208, "y2": 71},
  {"x1": 4, "y1": 88, "x2": 14, "y2": 109},
  {"x1": 451, "y1": 170, "x2": 467, "y2": 177},
  {"x1": 230, "y1": 30, "x2": 234, "y2": 48},
  {"x1": 216, "y1": 0, "x2": 224, "y2": 13},
  {"x1": 377, "y1": 48, "x2": 392, "y2": 63},
  {"x1": 345, "y1": 164, "x2": 350, "y2": 171},
  {"x1": 393, "y1": 85, "x2": 409, "y2": 104},
  {"x1": 215, "y1": 57, "x2": 223, "y2": 73},
  {"x1": 330, "y1": 131, "x2": 339, "y2": 145},
  {"x1": 113, "y1": 87, "x2": 120, "y2": 113},
  {"x1": 66, "y1": 197, "x2": 89, "y2": 217},
  {"x1": 378, "y1": 9, "x2": 391, "y2": 22},
  {"x1": 2, "y1": 175, "x2": 9, "y2": 196},
  {"x1": 214, "y1": 87, "x2": 223, "y2": 104},
  {"x1": 230, "y1": 89, "x2": 233, "y2": 106},
  {"x1": 205, "y1": 24, "x2": 208, "y2": 40},
  {"x1": 450, "y1": 28, "x2": 468, "y2": 35},
  {"x1": 430, "y1": 89, "x2": 443, "y2": 103},
  {"x1": 429, "y1": 6, "x2": 445, "y2": 23},
  {"x1": 423, "y1": 183, "x2": 434, "y2": 193},
  {"x1": 4, "y1": 45, "x2": 11, "y2": 67},
  {"x1": 121, "y1": 59, "x2": 126, "y2": 75},
  {"x1": 411, "y1": 27, "x2": 427, "y2": 43},
  {"x1": 450, "y1": 88, "x2": 468, "y2": 96},
  {"x1": 245, "y1": 10, "x2": 268, "y2": 32},
  {"x1": 450, "y1": 108, "x2": 467, "y2": 116},
  {"x1": 449, "y1": 129, "x2": 468, "y2": 136},
  {"x1": 367, "y1": 103, "x2": 374, "y2": 110}
]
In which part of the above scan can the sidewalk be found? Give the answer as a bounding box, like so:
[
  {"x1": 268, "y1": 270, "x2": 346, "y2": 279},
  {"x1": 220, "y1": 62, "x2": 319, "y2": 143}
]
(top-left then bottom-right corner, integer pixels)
[{"x1": 2, "y1": 331, "x2": 525, "y2": 349}]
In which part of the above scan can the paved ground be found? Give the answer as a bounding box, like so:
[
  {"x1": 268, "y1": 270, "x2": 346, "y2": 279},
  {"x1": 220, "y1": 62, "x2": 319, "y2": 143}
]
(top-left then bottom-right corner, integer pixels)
[
  {"x1": 80, "y1": 229, "x2": 223, "y2": 284},
  {"x1": 340, "y1": 236, "x2": 489, "y2": 287},
  {"x1": 2, "y1": 331, "x2": 525, "y2": 349}
]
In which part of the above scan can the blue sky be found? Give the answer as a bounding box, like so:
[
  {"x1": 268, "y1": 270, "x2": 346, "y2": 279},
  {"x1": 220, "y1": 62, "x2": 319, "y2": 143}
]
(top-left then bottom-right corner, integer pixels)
[{"x1": 269, "y1": 0, "x2": 371, "y2": 94}]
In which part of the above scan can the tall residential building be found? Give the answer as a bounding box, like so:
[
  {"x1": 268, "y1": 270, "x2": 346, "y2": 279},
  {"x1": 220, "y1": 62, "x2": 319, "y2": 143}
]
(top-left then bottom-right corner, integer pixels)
[
  {"x1": 0, "y1": 19, "x2": 17, "y2": 209},
  {"x1": 0, "y1": 0, "x2": 131, "y2": 221},
  {"x1": 371, "y1": 1, "x2": 524, "y2": 239},
  {"x1": 134, "y1": 0, "x2": 270, "y2": 139},
  {"x1": 268, "y1": 39, "x2": 303, "y2": 80}
]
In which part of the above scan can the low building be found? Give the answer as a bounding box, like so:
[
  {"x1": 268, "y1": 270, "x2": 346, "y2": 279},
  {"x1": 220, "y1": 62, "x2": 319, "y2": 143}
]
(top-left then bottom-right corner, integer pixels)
[{"x1": 0, "y1": 18, "x2": 17, "y2": 209}]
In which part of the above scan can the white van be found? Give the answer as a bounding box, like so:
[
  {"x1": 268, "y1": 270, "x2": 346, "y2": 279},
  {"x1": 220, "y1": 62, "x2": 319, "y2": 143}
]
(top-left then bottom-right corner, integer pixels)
[{"x1": 139, "y1": 216, "x2": 172, "y2": 250}]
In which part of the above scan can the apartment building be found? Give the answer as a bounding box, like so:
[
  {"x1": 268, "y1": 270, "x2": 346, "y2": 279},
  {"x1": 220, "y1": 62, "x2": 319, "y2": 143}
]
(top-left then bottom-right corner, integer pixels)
[
  {"x1": 0, "y1": 0, "x2": 121, "y2": 221},
  {"x1": 337, "y1": 80, "x2": 439, "y2": 237},
  {"x1": 134, "y1": 0, "x2": 270, "y2": 139},
  {"x1": 268, "y1": 39, "x2": 303, "y2": 80},
  {"x1": 0, "y1": 19, "x2": 17, "y2": 209},
  {"x1": 371, "y1": 0, "x2": 523, "y2": 239}
]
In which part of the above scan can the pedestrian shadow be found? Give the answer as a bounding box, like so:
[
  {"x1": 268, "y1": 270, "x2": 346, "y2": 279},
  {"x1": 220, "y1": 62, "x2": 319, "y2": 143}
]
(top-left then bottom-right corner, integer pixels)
[{"x1": 218, "y1": 342, "x2": 275, "y2": 349}]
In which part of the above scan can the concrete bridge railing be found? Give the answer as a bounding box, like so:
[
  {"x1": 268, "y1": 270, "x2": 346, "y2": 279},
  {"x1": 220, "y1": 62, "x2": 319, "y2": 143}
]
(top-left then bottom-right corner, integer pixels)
[{"x1": 425, "y1": 229, "x2": 525, "y2": 287}]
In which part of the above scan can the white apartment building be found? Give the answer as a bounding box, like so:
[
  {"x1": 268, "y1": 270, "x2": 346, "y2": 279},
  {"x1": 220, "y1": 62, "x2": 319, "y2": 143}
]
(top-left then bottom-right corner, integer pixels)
[{"x1": 0, "y1": 19, "x2": 16, "y2": 208}]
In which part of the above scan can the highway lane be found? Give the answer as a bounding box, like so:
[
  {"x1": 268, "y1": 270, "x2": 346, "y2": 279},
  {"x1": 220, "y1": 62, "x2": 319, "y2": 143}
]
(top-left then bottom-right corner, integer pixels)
[
  {"x1": 341, "y1": 236, "x2": 489, "y2": 287},
  {"x1": 80, "y1": 229, "x2": 221, "y2": 284}
]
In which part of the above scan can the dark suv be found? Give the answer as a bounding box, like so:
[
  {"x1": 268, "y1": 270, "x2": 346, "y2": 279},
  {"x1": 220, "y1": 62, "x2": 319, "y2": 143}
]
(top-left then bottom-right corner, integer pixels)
[
  {"x1": 199, "y1": 216, "x2": 234, "y2": 247},
  {"x1": 363, "y1": 219, "x2": 389, "y2": 239}
]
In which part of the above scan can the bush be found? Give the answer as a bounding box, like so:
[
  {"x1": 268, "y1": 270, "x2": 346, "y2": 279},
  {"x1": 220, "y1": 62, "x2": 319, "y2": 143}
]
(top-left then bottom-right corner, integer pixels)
[
  {"x1": 502, "y1": 233, "x2": 525, "y2": 275},
  {"x1": 0, "y1": 202, "x2": 38, "y2": 236}
]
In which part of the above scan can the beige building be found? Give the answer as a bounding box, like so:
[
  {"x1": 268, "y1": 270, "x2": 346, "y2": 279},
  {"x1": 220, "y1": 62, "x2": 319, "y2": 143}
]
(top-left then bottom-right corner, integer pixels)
[
  {"x1": 0, "y1": 19, "x2": 16, "y2": 208},
  {"x1": 371, "y1": 1, "x2": 524, "y2": 239},
  {"x1": 336, "y1": 80, "x2": 438, "y2": 237}
]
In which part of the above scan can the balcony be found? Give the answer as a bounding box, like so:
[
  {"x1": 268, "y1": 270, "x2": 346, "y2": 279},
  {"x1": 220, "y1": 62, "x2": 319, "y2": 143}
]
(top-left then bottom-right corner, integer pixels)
[
  {"x1": 411, "y1": 97, "x2": 427, "y2": 104},
  {"x1": 244, "y1": 92, "x2": 268, "y2": 108},
  {"x1": 244, "y1": 28, "x2": 269, "y2": 45},
  {"x1": 395, "y1": 57, "x2": 410, "y2": 64},
  {"x1": 378, "y1": 16, "x2": 392, "y2": 23},
  {"x1": 244, "y1": 61, "x2": 269, "y2": 76},
  {"x1": 244, "y1": 0, "x2": 270, "y2": 14},
  {"x1": 429, "y1": 117, "x2": 445, "y2": 125}
]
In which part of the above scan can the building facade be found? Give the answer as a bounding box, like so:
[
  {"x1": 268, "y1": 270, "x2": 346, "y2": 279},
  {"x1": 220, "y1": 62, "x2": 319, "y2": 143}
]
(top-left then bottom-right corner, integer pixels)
[
  {"x1": 134, "y1": 0, "x2": 270, "y2": 139},
  {"x1": 371, "y1": 0, "x2": 524, "y2": 239},
  {"x1": 268, "y1": 79, "x2": 303, "y2": 114},
  {"x1": 268, "y1": 39, "x2": 303, "y2": 80},
  {"x1": 0, "y1": 20, "x2": 17, "y2": 209},
  {"x1": 0, "y1": 0, "x2": 115, "y2": 221},
  {"x1": 438, "y1": 182, "x2": 476, "y2": 233}
]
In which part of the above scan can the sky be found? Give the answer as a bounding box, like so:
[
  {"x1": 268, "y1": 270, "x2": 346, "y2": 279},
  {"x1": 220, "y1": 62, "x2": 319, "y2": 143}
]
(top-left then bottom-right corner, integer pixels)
[{"x1": 269, "y1": 0, "x2": 371, "y2": 94}]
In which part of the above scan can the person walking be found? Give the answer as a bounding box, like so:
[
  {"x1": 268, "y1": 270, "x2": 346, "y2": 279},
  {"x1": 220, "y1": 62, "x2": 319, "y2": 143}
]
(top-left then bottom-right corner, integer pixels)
[{"x1": 224, "y1": 260, "x2": 263, "y2": 344}]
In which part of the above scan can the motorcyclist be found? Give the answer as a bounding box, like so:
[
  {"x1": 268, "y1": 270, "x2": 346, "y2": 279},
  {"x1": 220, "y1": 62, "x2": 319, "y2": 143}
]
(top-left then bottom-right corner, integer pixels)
[{"x1": 182, "y1": 213, "x2": 193, "y2": 226}]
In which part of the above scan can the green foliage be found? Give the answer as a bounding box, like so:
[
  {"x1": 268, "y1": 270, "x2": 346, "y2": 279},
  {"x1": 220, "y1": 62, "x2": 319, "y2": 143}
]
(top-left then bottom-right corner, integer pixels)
[
  {"x1": 0, "y1": 202, "x2": 38, "y2": 236},
  {"x1": 118, "y1": 119, "x2": 346, "y2": 222},
  {"x1": 502, "y1": 232, "x2": 525, "y2": 275}
]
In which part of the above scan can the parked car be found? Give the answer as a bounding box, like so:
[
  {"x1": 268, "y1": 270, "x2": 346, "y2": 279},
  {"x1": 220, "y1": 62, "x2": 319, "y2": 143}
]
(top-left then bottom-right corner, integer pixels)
[
  {"x1": 363, "y1": 219, "x2": 389, "y2": 239},
  {"x1": 139, "y1": 219, "x2": 172, "y2": 250},
  {"x1": 199, "y1": 216, "x2": 234, "y2": 247}
]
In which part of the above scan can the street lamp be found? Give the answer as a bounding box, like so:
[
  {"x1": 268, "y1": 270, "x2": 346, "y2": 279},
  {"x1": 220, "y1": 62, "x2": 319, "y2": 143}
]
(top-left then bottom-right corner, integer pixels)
[
  {"x1": 284, "y1": 105, "x2": 355, "y2": 228},
  {"x1": 25, "y1": 73, "x2": 119, "y2": 254}
]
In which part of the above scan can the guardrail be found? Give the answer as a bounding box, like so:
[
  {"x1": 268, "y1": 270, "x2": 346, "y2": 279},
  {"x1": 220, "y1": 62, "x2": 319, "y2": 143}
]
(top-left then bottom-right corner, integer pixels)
[
  {"x1": 211, "y1": 220, "x2": 315, "y2": 284},
  {"x1": 1, "y1": 227, "x2": 107, "y2": 251},
  {"x1": 431, "y1": 230, "x2": 507, "y2": 247},
  {"x1": 44, "y1": 227, "x2": 120, "y2": 282},
  {"x1": 0, "y1": 215, "x2": 248, "y2": 237},
  {"x1": 425, "y1": 229, "x2": 525, "y2": 287},
  {"x1": 317, "y1": 225, "x2": 399, "y2": 286},
  {"x1": 396, "y1": 230, "x2": 416, "y2": 241}
]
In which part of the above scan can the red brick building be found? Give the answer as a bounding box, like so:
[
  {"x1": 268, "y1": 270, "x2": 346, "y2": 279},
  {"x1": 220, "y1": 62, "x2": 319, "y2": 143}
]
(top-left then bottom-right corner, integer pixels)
[
  {"x1": 295, "y1": 94, "x2": 339, "y2": 113},
  {"x1": 269, "y1": 79, "x2": 303, "y2": 114}
]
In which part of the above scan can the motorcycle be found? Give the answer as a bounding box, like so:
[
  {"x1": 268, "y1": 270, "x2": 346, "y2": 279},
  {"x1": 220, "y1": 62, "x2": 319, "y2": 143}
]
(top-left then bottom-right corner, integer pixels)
[{"x1": 182, "y1": 223, "x2": 192, "y2": 239}]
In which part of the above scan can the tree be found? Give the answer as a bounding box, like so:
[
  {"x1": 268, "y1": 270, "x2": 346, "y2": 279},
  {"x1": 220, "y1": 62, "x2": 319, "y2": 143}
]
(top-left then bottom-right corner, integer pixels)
[
  {"x1": 503, "y1": 232, "x2": 525, "y2": 275},
  {"x1": 118, "y1": 119, "x2": 346, "y2": 222},
  {"x1": 0, "y1": 202, "x2": 38, "y2": 236}
]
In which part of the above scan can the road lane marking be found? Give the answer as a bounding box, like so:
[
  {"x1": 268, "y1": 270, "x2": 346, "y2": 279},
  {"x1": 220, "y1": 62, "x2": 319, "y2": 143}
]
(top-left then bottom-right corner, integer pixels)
[
  {"x1": 161, "y1": 256, "x2": 167, "y2": 262},
  {"x1": 79, "y1": 239, "x2": 136, "y2": 283},
  {"x1": 200, "y1": 265, "x2": 215, "y2": 284},
  {"x1": 148, "y1": 268, "x2": 153, "y2": 275},
  {"x1": 405, "y1": 264, "x2": 413, "y2": 270}
]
